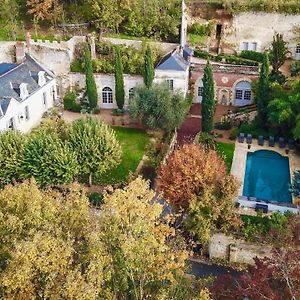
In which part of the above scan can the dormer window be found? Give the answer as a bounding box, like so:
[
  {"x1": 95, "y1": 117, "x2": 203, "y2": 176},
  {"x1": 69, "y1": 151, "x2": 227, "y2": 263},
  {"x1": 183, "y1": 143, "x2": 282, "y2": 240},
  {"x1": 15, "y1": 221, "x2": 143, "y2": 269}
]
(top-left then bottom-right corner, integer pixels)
[
  {"x1": 38, "y1": 71, "x2": 46, "y2": 87},
  {"x1": 20, "y1": 83, "x2": 29, "y2": 100}
]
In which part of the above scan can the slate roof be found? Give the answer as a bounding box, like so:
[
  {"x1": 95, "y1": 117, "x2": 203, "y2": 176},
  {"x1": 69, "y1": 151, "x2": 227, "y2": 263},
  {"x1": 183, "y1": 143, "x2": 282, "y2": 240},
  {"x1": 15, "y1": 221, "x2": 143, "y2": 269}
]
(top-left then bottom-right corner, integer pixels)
[
  {"x1": 0, "y1": 63, "x2": 17, "y2": 76},
  {"x1": 0, "y1": 54, "x2": 54, "y2": 100},
  {"x1": 0, "y1": 54, "x2": 54, "y2": 118},
  {"x1": 156, "y1": 49, "x2": 189, "y2": 72}
]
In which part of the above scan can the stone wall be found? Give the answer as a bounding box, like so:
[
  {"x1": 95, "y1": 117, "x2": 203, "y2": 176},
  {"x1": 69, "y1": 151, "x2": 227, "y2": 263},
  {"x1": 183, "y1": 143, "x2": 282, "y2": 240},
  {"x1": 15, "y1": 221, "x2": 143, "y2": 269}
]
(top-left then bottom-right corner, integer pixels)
[
  {"x1": 223, "y1": 13, "x2": 300, "y2": 56},
  {"x1": 209, "y1": 233, "x2": 272, "y2": 265},
  {"x1": 102, "y1": 37, "x2": 178, "y2": 54},
  {"x1": 0, "y1": 42, "x2": 17, "y2": 63}
]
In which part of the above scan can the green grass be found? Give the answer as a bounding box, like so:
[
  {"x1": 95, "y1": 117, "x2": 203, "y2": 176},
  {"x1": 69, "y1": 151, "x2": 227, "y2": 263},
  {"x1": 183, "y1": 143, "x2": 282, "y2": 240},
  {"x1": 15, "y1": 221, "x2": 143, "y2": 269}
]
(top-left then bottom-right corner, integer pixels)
[
  {"x1": 188, "y1": 33, "x2": 207, "y2": 46},
  {"x1": 99, "y1": 127, "x2": 149, "y2": 184},
  {"x1": 216, "y1": 142, "x2": 235, "y2": 172}
]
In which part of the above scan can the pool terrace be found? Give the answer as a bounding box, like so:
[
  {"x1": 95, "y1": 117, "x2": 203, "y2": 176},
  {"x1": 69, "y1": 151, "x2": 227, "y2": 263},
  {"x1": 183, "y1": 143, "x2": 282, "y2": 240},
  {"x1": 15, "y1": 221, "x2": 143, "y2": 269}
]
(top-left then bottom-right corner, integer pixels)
[{"x1": 231, "y1": 141, "x2": 300, "y2": 213}]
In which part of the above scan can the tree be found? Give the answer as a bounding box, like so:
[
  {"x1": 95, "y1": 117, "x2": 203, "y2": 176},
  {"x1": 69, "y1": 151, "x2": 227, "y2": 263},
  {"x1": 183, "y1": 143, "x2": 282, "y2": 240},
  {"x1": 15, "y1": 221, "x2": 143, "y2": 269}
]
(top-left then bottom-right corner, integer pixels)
[
  {"x1": 158, "y1": 144, "x2": 241, "y2": 244},
  {"x1": 84, "y1": 46, "x2": 98, "y2": 110},
  {"x1": 143, "y1": 44, "x2": 154, "y2": 88},
  {"x1": 129, "y1": 83, "x2": 186, "y2": 131},
  {"x1": 0, "y1": 0, "x2": 20, "y2": 39},
  {"x1": 0, "y1": 180, "x2": 107, "y2": 299},
  {"x1": 270, "y1": 33, "x2": 288, "y2": 74},
  {"x1": 256, "y1": 53, "x2": 270, "y2": 126},
  {"x1": 201, "y1": 60, "x2": 215, "y2": 133},
  {"x1": 21, "y1": 129, "x2": 78, "y2": 185},
  {"x1": 99, "y1": 177, "x2": 192, "y2": 299},
  {"x1": 68, "y1": 117, "x2": 122, "y2": 186},
  {"x1": 0, "y1": 130, "x2": 24, "y2": 186},
  {"x1": 114, "y1": 46, "x2": 125, "y2": 109}
]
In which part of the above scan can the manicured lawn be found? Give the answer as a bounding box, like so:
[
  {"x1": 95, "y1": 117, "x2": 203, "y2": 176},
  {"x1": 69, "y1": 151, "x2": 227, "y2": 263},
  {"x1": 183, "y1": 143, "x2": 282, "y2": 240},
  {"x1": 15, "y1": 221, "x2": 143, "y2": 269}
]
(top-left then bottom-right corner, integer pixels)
[
  {"x1": 99, "y1": 127, "x2": 149, "y2": 184},
  {"x1": 216, "y1": 142, "x2": 235, "y2": 172}
]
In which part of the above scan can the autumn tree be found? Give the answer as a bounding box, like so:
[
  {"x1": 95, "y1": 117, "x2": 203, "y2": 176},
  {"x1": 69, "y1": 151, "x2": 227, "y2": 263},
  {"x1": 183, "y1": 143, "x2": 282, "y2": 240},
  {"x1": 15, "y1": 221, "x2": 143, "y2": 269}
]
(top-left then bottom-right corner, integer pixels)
[
  {"x1": 143, "y1": 44, "x2": 154, "y2": 88},
  {"x1": 0, "y1": 180, "x2": 107, "y2": 299},
  {"x1": 158, "y1": 144, "x2": 241, "y2": 243},
  {"x1": 68, "y1": 117, "x2": 122, "y2": 186},
  {"x1": 201, "y1": 60, "x2": 215, "y2": 133},
  {"x1": 84, "y1": 46, "x2": 98, "y2": 110},
  {"x1": 99, "y1": 177, "x2": 193, "y2": 299},
  {"x1": 115, "y1": 46, "x2": 125, "y2": 109},
  {"x1": 129, "y1": 83, "x2": 186, "y2": 131},
  {"x1": 0, "y1": 130, "x2": 24, "y2": 187}
]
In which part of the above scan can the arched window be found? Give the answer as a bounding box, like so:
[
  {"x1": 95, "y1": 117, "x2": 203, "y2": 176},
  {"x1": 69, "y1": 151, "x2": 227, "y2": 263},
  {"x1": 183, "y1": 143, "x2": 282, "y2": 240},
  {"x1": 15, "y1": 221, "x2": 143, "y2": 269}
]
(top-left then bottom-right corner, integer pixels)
[
  {"x1": 197, "y1": 79, "x2": 204, "y2": 103},
  {"x1": 235, "y1": 81, "x2": 252, "y2": 102},
  {"x1": 128, "y1": 88, "x2": 135, "y2": 100},
  {"x1": 102, "y1": 87, "x2": 113, "y2": 104}
]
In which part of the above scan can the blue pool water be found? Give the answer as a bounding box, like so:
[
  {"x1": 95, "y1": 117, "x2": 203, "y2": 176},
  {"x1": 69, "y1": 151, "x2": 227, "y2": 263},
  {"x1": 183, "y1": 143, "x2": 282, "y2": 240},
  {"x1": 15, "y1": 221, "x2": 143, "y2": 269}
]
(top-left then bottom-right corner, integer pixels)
[{"x1": 243, "y1": 150, "x2": 292, "y2": 203}]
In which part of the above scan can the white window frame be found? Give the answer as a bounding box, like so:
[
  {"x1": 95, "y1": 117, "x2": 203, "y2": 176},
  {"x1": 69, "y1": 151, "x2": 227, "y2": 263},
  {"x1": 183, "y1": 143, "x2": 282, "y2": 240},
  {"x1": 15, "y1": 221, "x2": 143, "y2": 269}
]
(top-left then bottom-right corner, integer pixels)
[
  {"x1": 102, "y1": 87, "x2": 113, "y2": 104},
  {"x1": 198, "y1": 86, "x2": 204, "y2": 97},
  {"x1": 25, "y1": 105, "x2": 30, "y2": 121},
  {"x1": 43, "y1": 92, "x2": 47, "y2": 108},
  {"x1": 128, "y1": 88, "x2": 135, "y2": 100}
]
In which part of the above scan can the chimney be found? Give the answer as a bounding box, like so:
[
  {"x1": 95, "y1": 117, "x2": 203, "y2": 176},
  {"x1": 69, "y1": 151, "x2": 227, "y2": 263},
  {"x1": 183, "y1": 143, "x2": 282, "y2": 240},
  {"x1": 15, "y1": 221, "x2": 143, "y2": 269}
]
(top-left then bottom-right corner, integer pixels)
[
  {"x1": 15, "y1": 42, "x2": 25, "y2": 64},
  {"x1": 25, "y1": 32, "x2": 31, "y2": 50}
]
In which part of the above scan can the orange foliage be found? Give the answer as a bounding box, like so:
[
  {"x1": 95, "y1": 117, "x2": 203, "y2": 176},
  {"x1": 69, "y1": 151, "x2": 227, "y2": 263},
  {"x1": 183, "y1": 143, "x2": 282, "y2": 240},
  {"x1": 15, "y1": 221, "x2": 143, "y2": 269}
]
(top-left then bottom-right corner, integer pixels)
[{"x1": 158, "y1": 144, "x2": 232, "y2": 210}]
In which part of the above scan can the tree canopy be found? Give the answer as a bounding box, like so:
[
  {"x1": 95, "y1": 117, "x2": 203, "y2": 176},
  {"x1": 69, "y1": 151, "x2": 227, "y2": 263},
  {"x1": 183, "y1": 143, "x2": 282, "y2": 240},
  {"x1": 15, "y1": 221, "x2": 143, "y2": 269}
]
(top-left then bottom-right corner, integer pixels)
[
  {"x1": 158, "y1": 144, "x2": 241, "y2": 244},
  {"x1": 129, "y1": 83, "x2": 187, "y2": 131}
]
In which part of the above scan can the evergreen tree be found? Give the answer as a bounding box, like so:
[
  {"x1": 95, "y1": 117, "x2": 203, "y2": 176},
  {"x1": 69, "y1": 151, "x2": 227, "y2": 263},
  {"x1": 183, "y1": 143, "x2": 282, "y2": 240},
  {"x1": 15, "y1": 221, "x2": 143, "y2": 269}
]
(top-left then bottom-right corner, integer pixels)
[
  {"x1": 115, "y1": 46, "x2": 125, "y2": 109},
  {"x1": 144, "y1": 44, "x2": 154, "y2": 88},
  {"x1": 270, "y1": 33, "x2": 288, "y2": 74},
  {"x1": 84, "y1": 45, "x2": 98, "y2": 110},
  {"x1": 201, "y1": 60, "x2": 215, "y2": 133},
  {"x1": 256, "y1": 53, "x2": 270, "y2": 126}
]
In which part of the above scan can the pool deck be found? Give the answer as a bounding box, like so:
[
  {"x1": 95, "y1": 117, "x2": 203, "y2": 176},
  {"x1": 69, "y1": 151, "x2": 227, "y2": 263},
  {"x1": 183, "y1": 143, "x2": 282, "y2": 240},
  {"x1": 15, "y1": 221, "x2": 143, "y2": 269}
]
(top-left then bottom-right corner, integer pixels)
[{"x1": 231, "y1": 140, "x2": 300, "y2": 204}]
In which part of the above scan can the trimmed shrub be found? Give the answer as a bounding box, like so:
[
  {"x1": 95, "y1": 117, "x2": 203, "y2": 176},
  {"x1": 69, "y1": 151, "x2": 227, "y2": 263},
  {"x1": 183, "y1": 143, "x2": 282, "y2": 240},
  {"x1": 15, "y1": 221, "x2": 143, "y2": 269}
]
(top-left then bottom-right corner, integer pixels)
[
  {"x1": 229, "y1": 128, "x2": 239, "y2": 140},
  {"x1": 196, "y1": 132, "x2": 216, "y2": 150},
  {"x1": 214, "y1": 120, "x2": 232, "y2": 130},
  {"x1": 63, "y1": 91, "x2": 81, "y2": 112},
  {"x1": 240, "y1": 50, "x2": 266, "y2": 63}
]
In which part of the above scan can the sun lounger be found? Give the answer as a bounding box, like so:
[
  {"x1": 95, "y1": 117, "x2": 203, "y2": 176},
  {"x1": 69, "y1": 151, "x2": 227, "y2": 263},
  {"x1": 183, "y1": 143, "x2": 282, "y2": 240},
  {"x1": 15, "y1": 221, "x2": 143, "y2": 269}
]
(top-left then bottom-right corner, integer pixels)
[
  {"x1": 258, "y1": 135, "x2": 264, "y2": 146},
  {"x1": 246, "y1": 134, "x2": 252, "y2": 144},
  {"x1": 239, "y1": 132, "x2": 245, "y2": 143},
  {"x1": 288, "y1": 139, "x2": 295, "y2": 150},
  {"x1": 269, "y1": 136, "x2": 275, "y2": 147},
  {"x1": 279, "y1": 137, "x2": 285, "y2": 148}
]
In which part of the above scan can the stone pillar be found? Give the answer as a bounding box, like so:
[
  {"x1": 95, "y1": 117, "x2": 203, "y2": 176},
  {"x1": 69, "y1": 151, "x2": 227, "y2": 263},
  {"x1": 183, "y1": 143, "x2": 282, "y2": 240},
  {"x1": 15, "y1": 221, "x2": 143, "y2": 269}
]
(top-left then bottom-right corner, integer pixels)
[
  {"x1": 15, "y1": 41, "x2": 25, "y2": 64},
  {"x1": 229, "y1": 243, "x2": 238, "y2": 263},
  {"x1": 25, "y1": 32, "x2": 31, "y2": 50},
  {"x1": 90, "y1": 36, "x2": 96, "y2": 60}
]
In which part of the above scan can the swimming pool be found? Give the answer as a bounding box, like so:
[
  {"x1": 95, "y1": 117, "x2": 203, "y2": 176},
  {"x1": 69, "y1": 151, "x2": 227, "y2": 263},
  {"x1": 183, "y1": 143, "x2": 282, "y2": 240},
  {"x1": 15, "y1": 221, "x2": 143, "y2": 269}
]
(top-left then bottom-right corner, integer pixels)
[{"x1": 243, "y1": 150, "x2": 292, "y2": 203}]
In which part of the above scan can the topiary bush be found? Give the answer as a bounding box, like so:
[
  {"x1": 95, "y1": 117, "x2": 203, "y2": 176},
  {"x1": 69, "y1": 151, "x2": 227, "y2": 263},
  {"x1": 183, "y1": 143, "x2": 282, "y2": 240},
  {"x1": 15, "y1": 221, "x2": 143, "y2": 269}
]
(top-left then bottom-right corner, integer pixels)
[{"x1": 88, "y1": 192, "x2": 104, "y2": 208}]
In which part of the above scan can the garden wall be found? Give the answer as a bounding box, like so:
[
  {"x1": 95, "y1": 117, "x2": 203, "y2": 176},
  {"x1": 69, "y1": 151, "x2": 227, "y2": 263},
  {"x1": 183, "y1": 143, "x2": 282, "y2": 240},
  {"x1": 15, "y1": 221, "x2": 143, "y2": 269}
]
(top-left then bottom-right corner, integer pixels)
[{"x1": 209, "y1": 233, "x2": 272, "y2": 265}]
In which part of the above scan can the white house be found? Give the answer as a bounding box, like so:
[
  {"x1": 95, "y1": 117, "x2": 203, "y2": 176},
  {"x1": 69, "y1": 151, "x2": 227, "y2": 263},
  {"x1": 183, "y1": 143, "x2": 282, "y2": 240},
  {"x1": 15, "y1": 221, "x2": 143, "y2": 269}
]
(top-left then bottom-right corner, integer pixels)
[{"x1": 0, "y1": 43, "x2": 57, "y2": 133}]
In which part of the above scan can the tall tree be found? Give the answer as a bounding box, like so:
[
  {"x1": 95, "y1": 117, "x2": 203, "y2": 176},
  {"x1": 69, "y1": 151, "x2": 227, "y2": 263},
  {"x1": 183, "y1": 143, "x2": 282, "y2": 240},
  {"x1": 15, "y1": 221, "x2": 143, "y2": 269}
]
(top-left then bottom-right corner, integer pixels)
[
  {"x1": 143, "y1": 44, "x2": 154, "y2": 88},
  {"x1": 129, "y1": 83, "x2": 186, "y2": 131},
  {"x1": 68, "y1": 117, "x2": 122, "y2": 186},
  {"x1": 0, "y1": 130, "x2": 24, "y2": 186},
  {"x1": 84, "y1": 46, "x2": 98, "y2": 110},
  {"x1": 0, "y1": 180, "x2": 107, "y2": 299},
  {"x1": 21, "y1": 129, "x2": 78, "y2": 185},
  {"x1": 158, "y1": 144, "x2": 241, "y2": 244},
  {"x1": 256, "y1": 53, "x2": 270, "y2": 126},
  {"x1": 201, "y1": 60, "x2": 215, "y2": 133},
  {"x1": 270, "y1": 33, "x2": 288, "y2": 74},
  {"x1": 114, "y1": 46, "x2": 125, "y2": 109}
]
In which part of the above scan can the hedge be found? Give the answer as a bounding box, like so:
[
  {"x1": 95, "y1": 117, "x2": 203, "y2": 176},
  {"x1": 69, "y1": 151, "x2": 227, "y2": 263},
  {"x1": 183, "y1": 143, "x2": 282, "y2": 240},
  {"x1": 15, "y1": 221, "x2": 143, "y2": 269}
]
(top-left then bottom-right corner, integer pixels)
[
  {"x1": 240, "y1": 50, "x2": 266, "y2": 63},
  {"x1": 63, "y1": 91, "x2": 81, "y2": 112}
]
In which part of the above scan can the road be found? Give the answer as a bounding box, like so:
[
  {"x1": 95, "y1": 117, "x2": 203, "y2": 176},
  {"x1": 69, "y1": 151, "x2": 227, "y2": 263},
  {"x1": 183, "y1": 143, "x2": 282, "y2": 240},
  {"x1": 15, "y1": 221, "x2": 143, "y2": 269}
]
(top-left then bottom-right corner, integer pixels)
[{"x1": 188, "y1": 259, "x2": 242, "y2": 279}]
